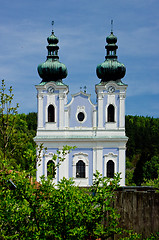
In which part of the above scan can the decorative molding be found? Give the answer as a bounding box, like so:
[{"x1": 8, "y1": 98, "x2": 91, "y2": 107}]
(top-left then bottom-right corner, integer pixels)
[
  {"x1": 73, "y1": 152, "x2": 88, "y2": 157},
  {"x1": 59, "y1": 93, "x2": 65, "y2": 99},
  {"x1": 45, "y1": 152, "x2": 54, "y2": 157},
  {"x1": 66, "y1": 91, "x2": 95, "y2": 108},
  {"x1": 72, "y1": 152, "x2": 89, "y2": 165},
  {"x1": 38, "y1": 94, "x2": 44, "y2": 99},
  {"x1": 120, "y1": 93, "x2": 126, "y2": 99},
  {"x1": 77, "y1": 106, "x2": 85, "y2": 111},
  {"x1": 98, "y1": 93, "x2": 104, "y2": 99},
  {"x1": 104, "y1": 152, "x2": 118, "y2": 158}
]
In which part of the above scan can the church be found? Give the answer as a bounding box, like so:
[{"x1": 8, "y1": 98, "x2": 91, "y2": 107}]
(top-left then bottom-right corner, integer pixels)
[{"x1": 34, "y1": 25, "x2": 128, "y2": 186}]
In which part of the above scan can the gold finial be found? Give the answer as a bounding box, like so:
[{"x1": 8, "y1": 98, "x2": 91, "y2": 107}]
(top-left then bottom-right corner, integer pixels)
[{"x1": 111, "y1": 20, "x2": 113, "y2": 33}]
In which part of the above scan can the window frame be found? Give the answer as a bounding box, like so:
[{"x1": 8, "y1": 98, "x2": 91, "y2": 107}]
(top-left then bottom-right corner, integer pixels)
[
  {"x1": 72, "y1": 152, "x2": 89, "y2": 180},
  {"x1": 76, "y1": 106, "x2": 87, "y2": 124},
  {"x1": 104, "y1": 152, "x2": 117, "y2": 178}
]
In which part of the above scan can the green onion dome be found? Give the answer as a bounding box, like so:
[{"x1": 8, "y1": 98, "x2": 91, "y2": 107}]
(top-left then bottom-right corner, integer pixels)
[
  {"x1": 96, "y1": 31, "x2": 126, "y2": 82},
  {"x1": 106, "y1": 32, "x2": 117, "y2": 44},
  {"x1": 38, "y1": 30, "x2": 68, "y2": 82}
]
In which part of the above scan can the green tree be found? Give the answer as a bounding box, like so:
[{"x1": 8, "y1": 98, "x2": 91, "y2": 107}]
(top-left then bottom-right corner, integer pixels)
[
  {"x1": 26, "y1": 112, "x2": 37, "y2": 135},
  {"x1": 0, "y1": 147, "x2": 123, "y2": 240},
  {"x1": 0, "y1": 80, "x2": 36, "y2": 170},
  {"x1": 0, "y1": 145, "x2": 155, "y2": 240},
  {"x1": 0, "y1": 80, "x2": 19, "y2": 169},
  {"x1": 143, "y1": 156, "x2": 159, "y2": 180},
  {"x1": 125, "y1": 115, "x2": 159, "y2": 185},
  {"x1": 142, "y1": 177, "x2": 159, "y2": 191}
]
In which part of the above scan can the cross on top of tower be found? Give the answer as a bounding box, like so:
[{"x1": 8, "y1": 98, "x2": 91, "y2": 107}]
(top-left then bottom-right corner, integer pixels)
[
  {"x1": 52, "y1": 21, "x2": 54, "y2": 32},
  {"x1": 111, "y1": 20, "x2": 113, "y2": 33}
]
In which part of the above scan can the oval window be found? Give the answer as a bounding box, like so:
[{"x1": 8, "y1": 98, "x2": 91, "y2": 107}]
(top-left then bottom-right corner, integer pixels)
[{"x1": 78, "y1": 112, "x2": 85, "y2": 122}]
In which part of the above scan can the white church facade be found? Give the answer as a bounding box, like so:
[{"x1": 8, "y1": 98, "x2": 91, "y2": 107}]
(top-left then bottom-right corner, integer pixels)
[{"x1": 34, "y1": 26, "x2": 128, "y2": 186}]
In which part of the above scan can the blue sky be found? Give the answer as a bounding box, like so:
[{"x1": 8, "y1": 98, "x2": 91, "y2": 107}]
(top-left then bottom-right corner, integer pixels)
[{"x1": 0, "y1": 0, "x2": 159, "y2": 117}]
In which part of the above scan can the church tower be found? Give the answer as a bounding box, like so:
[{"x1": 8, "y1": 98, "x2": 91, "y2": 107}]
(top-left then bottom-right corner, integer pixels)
[{"x1": 35, "y1": 24, "x2": 128, "y2": 186}]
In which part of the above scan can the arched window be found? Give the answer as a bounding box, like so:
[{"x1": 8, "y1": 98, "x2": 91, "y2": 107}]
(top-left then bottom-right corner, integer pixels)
[
  {"x1": 107, "y1": 160, "x2": 114, "y2": 178},
  {"x1": 48, "y1": 105, "x2": 55, "y2": 122},
  {"x1": 108, "y1": 104, "x2": 115, "y2": 122},
  {"x1": 47, "y1": 160, "x2": 55, "y2": 178},
  {"x1": 76, "y1": 160, "x2": 85, "y2": 178}
]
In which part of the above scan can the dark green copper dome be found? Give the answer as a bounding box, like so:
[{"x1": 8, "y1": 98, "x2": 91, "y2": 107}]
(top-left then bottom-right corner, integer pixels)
[
  {"x1": 96, "y1": 30, "x2": 126, "y2": 82},
  {"x1": 106, "y1": 32, "x2": 117, "y2": 44},
  {"x1": 38, "y1": 30, "x2": 67, "y2": 82}
]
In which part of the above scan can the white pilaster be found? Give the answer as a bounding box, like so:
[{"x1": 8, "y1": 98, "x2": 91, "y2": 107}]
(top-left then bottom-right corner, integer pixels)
[
  {"x1": 96, "y1": 148, "x2": 103, "y2": 175},
  {"x1": 59, "y1": 92, "x2": 65, "y2": 129},
  {"x1": 65, "y1": 109, "x2": 69, "y2": 128},
  {"x1": 93, "y1": 148, "x2": 97, "y2": 175},
  {"x1": 38, "y1": 94, "x2": 43, "y2": 128},
  {"x1": 119, "y1": 92, "x2": 126, "y2": 129},
  {"x1": 93, "y1": 107, "x2": 97, "y2": 128},
  {"x1": 118, "y1": 147, "x2": 126, "y2": 186},
  {"x1": 97, "y1": 93, "x2": 103, "y2": 128},
  {"x1": 36, "y1": 148, "x2": 44, "y2": 182},
  {"x1": 58, "y1": 148, "x2": 69, "y2": 180}
]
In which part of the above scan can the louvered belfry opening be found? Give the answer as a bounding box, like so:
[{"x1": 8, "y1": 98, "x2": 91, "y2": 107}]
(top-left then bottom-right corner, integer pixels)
[
  {"x1": 108, "y1": 104, "x2": 115, "y2": 122},
  {"x1": 107, "y1": 160, "x2": 114, "y2": 178},
  {"x1": 48, "y1": 105, "x2": 55, "y2": 122}
]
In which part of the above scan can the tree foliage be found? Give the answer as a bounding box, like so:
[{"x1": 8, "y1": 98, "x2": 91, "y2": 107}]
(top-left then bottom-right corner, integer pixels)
[
  {"x1": 125, "y1": 115, "x2": 159, "y2": 186},
  {"x1": 0, "y1": 80, "x2": 36, "y2": 170},
  {"x1": 0, "y1": 153, "x2": 141, "y2": 240},
  {"x1": 0, "y1": 80, "x2": 19, "y2": 165},
  {"x1": 0, "y1": 148, "x2": 155, "y2": 240}
]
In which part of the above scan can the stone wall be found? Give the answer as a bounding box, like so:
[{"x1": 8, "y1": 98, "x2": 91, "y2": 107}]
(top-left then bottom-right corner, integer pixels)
[{"x1": 114, "y1": 187, "x2": 159, "y2": 238}]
